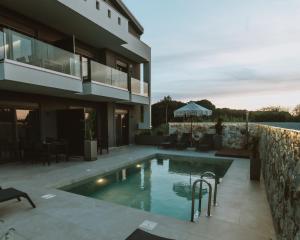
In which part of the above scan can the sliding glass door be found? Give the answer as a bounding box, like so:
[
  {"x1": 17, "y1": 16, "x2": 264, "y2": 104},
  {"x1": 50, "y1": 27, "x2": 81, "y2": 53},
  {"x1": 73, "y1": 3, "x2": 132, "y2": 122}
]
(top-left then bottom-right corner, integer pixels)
[{"x1": 115, "y1": 109, "x2": 129, "y2": 146}]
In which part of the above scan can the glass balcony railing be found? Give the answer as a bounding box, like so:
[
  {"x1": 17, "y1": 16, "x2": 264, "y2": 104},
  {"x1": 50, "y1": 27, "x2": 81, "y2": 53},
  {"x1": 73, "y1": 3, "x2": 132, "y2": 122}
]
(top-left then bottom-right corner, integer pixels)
[
  {"x1": 91, "y1": 60, "x2": 128, "y2": 90},
  {"x1": 144, "y1": 82, "x2": 149, "y2": 97},
  {"x1": 131, "y1": 77, "x2": 149, "y2": 96},
  {"x1": 0, "y1": 29, "x2": 148, "y2": 95},
  {"x1": 0, "y1": 31, "x2": 4, "y2": 60},
  {"x1": 2, "y1": 29, "x2": 80, "y2": 77},
  {"x1": 131, "y1": 77, "x2": 141, "y2": 95}
]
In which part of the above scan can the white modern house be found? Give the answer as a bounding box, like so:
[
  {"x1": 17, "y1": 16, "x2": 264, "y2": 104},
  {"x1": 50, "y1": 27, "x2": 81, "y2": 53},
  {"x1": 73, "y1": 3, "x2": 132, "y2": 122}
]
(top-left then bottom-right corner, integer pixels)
[{"x1": 0, "y1": 0, "x2": 151, "y2": 161}]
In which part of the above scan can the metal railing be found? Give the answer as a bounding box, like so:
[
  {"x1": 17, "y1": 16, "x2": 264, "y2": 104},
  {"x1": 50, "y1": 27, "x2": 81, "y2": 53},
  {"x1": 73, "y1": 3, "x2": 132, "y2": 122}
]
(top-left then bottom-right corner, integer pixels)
[
  {"x1": 191, "y1": 178, "x2": 212, "y2": 222},
  {"x1": 201, "y1": 171, "x2": 219, "y2": 206},
  {"x1": 190, "y1": 171, "x2": 220, "y2": 222}
]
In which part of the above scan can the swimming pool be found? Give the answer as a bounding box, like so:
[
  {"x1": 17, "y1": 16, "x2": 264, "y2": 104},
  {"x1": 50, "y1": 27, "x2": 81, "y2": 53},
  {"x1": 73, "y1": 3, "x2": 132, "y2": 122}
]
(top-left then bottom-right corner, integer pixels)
[{"x1": 61, "y1": 155, "x2": 232, "y2": 221}]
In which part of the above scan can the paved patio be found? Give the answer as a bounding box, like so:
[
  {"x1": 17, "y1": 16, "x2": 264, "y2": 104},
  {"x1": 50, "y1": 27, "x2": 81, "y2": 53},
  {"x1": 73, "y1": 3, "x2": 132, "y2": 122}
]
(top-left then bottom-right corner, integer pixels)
[{"x1": 0, "y1": 146, "x2": 276, "y2": 240}]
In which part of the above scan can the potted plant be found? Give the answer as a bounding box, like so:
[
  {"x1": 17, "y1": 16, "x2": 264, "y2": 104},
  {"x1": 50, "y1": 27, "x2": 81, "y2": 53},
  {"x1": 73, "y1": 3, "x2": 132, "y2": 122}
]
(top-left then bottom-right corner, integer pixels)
[
  {"x1": 213, "y1": 118, "x2": 223, "y2": 150},
  {"x1": 249, "y1": 136, "x2": 261, "y2": 181},
  {"x1": 84, "y1": 109, "x2": 97, "y2": 161}
]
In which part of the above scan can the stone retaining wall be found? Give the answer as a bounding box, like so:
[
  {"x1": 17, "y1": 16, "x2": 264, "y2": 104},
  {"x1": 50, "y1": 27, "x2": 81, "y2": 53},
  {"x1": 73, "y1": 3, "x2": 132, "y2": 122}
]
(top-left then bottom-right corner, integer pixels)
[
  {"x1": 169, "y1": 122, "x2": 258, "y2": 149},
  {"x1": 258, "y1": 126, "x2": 300, "y2": 240},
  {"x1": 169, "y1": 122, "x2": 300, "y2": 239}
]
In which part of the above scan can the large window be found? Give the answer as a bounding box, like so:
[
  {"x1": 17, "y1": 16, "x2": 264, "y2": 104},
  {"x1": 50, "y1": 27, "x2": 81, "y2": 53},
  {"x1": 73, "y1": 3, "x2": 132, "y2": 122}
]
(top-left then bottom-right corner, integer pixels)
[
  {"x1": 0, "y1": 31, "x2": 4, "y2": 60},
  {"x1": 0, "y1": 108, "x2": 14, "y2": 143},
  {"x1": 16, "y1": 109, "x2": 40, "y2": 143},
  {"x1": 11, "y1": 32, "x2": 33, "y2": 62}
]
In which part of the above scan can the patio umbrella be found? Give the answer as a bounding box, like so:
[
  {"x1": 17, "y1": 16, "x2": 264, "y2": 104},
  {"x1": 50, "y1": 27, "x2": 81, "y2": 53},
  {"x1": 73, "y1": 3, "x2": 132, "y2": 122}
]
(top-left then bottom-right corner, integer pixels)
[
  {"x1": 172, "y1": 182, "x2": 208, "y2": 200},
  {"x1": 174, "y1": 102, "x2": 212, "y2": 146}
]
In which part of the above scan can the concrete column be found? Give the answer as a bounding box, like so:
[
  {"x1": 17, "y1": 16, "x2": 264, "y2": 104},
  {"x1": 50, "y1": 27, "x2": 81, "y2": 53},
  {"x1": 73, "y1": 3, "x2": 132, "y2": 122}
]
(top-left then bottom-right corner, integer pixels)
[
  {"x1": 107, "y1": 102, "x2": 116, "y2": 147},
  {"x1": 143, "y1": 62, "x2": 151, "y2": 129}
]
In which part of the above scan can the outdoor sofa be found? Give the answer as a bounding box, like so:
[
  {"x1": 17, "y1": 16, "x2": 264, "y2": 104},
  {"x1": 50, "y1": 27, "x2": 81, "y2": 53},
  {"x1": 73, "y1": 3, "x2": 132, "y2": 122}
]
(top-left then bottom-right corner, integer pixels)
[
  {"x1": 196, "y1": 133, "x2": 214, "y2": 151},
  {"x1": 160, "y1": 133, "x2": 190, "y2": 150}
]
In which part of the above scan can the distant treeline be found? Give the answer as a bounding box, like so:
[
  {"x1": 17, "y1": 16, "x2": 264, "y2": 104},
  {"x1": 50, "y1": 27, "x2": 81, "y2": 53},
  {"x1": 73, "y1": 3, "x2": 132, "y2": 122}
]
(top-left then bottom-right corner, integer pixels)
[{"x1": 152, "y1": 96, "x2": 300, "y2": 128}]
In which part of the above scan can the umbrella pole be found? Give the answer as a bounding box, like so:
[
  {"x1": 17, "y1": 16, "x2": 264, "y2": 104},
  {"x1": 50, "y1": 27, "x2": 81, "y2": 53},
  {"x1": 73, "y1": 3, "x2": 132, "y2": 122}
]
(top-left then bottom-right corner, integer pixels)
[{"x1": 190, "y1": 117, "x2": 193, "y2": 147}]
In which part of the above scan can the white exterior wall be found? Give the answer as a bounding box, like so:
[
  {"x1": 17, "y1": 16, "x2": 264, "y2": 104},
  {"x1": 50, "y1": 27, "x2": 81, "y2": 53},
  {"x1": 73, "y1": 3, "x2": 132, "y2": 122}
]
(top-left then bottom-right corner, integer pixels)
[
  {"x1": 58, "y1": 0, "x2": 128, "y2": 42},
  {"x1": 58, "y1": 0, "x2": 151, "y2": 61}
]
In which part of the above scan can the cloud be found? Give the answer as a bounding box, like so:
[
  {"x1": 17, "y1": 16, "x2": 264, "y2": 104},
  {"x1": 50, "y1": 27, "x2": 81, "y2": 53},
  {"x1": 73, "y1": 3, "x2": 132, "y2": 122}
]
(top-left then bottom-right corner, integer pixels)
[{"x1": 124, "y1": 0, "x2": 300, "y2": 109}]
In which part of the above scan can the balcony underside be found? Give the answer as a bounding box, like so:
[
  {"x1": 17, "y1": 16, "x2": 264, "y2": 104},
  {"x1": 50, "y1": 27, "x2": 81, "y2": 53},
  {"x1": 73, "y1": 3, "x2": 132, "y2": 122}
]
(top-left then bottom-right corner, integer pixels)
[
  {"x1": 82, "y1": 82, "x2": 130, "y2": 102},
  {"x1": 0, "y1": 61, "x2": 150, "y2": 105},
  {"x1": 83, "y1": 82, "x2": 150, "y2": 105},
  {"x1": 131, "y1": 94, "x2": 150, "y2": 105}
]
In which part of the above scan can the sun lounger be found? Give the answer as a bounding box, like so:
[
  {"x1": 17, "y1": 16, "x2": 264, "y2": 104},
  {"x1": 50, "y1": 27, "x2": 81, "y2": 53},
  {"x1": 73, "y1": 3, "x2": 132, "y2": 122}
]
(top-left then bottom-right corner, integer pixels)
[
  {"x1": 0, "y1": 187, "x2": 36, "y2": 208},
  {"x1": 126, "y1": 229, "x2": 174, "y2": 240}
]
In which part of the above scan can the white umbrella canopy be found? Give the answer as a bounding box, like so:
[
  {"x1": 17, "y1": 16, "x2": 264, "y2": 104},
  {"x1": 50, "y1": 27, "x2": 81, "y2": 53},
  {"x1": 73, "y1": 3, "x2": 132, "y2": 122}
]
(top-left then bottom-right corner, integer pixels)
[
  {"x1": 173, "y1": 102, "x2": 213, "y2": 147},
  {"x1": 174, "y1": 102, "x2": 212, "y2": 118}
]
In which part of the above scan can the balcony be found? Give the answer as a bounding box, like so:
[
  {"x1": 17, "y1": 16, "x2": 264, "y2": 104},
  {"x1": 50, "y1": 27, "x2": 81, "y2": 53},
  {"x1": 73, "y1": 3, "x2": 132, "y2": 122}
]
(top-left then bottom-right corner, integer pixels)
[
  {"x1": 0, "y1": 29, "x2": 150, "y2": 104},
  {"x1": 131, "y1": 77, "x2": 141, "y2": 95},
  {"x1": 0, "y1": 29, "x2": 82, "y2": 94},
  {"x1": 144, "y1": 82, "x2": 149, "y2": 97},
  {"x1": 83, "y1": 60, "x2": 130, "y2": 101},
  {"x1": 131, "y1": 77, "x2": 149, "y2": 97},
  {"x1": 2, "y1": 29, "x2": 80, "y2": 77},
  {"x1": 90, "y1": 61, "x2": 128, "y2": 90},
  {"x1": 131, "y1": 77, "x2": 149, "y2": 105}
]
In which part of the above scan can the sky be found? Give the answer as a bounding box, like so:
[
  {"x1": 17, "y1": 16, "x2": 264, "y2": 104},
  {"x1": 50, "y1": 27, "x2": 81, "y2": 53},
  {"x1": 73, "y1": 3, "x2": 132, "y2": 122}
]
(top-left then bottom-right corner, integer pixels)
[{"x1": 123, "y1": 0, "x2": 300, "y2": 110}]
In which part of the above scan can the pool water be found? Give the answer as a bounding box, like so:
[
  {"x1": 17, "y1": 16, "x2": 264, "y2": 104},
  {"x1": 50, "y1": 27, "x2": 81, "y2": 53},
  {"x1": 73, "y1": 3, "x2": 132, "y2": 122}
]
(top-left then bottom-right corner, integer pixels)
[{"x1": 62, "y1": 156, "x2": 232, "y2": 221}]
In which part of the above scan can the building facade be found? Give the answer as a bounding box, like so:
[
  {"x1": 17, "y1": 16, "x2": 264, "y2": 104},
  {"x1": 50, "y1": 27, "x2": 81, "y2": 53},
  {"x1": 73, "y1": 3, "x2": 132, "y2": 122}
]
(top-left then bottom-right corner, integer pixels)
[{"x1": 0, "y1": 0, "x2": 151, "y2": 162}]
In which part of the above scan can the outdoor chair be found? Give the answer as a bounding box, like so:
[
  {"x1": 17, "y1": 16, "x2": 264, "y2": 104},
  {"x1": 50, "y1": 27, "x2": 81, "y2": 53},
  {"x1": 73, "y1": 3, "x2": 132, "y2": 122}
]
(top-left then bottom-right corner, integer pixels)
[
  {"x1": 196, "y1": 133, "x2": 214, "y2": 151},
  {"x1": 160, "y1": 133, "x2": 178, "y2": 149},
  {"x1": 98, "y1": 137, "x2": 109, "y2": 155},
  {"x1": 176, "y1": 133, "x2": 190, "y2": 150},
  {"x1": 54, "y1": 139, "x2": 69, "y2": 162},
  {"x1": 34, "y1": 141, "x2": 56, "y2": 165},
  {"x1": 19, "y1": 140, "x2": 36, "y2": 163},
  {"x1": 0, "y1": 187, "x2": 36, "y2": 208}
]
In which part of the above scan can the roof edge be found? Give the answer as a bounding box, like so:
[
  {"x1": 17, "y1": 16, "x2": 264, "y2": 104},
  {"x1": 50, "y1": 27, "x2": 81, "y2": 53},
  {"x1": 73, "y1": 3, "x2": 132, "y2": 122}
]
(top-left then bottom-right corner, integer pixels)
[{"x1": 115, "y1": 0, "x2": 144, "y2": 34}]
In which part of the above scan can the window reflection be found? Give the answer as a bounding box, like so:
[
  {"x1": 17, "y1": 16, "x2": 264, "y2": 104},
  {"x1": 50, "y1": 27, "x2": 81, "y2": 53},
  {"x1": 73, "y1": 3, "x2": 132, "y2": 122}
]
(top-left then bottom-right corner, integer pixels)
[
  {"x1": 11, "y1": 33, "x2": 33, "y2": 63},
  {"x1": 0, "y1": 31, "x2": 4, "y2": 60},
  {"x1": 16, "y1": 109, "x2": 40, "y2": 143}
]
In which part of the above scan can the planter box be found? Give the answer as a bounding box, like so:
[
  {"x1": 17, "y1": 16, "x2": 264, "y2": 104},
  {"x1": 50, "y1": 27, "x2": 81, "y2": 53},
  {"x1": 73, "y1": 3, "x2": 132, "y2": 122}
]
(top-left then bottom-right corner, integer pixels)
[
  {"x1": 84, "y1": 140, "x2": 97, "y2": 161},
  {"x1": 135, "y1": 135, "x2": 167, "y2": 146}
]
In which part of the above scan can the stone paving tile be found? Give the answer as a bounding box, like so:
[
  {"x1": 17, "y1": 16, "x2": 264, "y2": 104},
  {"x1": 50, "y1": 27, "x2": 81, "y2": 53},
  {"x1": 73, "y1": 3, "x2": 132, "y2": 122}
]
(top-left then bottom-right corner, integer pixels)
[{"x1": 0, "y1": 146, "x2": 277, "y2": 240}]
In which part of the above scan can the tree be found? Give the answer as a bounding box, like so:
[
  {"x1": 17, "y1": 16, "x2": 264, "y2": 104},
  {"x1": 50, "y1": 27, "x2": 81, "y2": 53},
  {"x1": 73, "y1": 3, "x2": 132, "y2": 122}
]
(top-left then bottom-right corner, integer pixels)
[
  {"x1": 260, "y1": 106, "x2": 288, "y2": 112},
  {"x1": 195, "y1": 99, "x2": 216, "y2": 110},
  {"x1": 151, "y1": 97, "x2": 185, "y2": 127},
  {"x1": 163, "y1": 96, "x2": 172, "y2": 124},
  {"x1": 293, "y1": 104, "x2": 300, "y2": 117},
  {"x1": 213, "y1": 108, "x2": 247, "y2": 122},
  {"x1": 250, "y1": 111, "x2": 293, "y2": 122}
]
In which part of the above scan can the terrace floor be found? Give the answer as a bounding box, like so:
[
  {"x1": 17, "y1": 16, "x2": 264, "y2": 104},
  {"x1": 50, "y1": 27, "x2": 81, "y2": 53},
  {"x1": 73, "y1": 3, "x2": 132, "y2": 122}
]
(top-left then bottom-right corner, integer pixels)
[{"x1": 0, "y1": 146, "x2": 276, "y2": 240}]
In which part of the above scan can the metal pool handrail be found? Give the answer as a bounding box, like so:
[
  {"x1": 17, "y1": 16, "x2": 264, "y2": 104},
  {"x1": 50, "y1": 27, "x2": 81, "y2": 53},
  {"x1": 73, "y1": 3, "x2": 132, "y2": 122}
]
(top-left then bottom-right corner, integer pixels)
[
  {"x1": 201, "y1": 171, "x2": 219, "y2": 206},
  {"x1": 191, "y1": 178, "x2": 212, "y2": 222}
]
